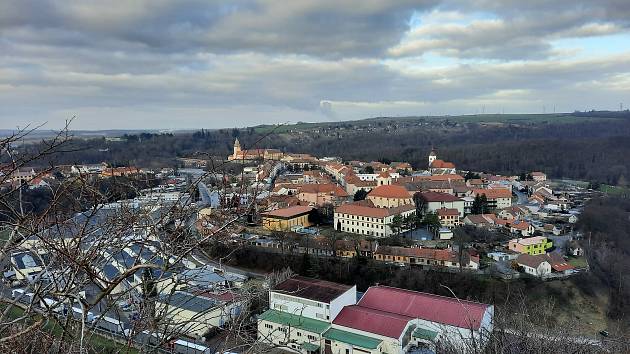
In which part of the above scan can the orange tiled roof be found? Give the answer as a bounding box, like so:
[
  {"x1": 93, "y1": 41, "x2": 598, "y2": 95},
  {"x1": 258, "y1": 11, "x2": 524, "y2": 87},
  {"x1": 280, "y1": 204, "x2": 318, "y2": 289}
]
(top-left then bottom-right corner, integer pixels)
[
  {"x1": 299, "y1": 183, "x2": 348, "y2": 197},
  {"x1": 262, "y1": 205, "x2": 313, "y2": 218},
  {"x1": 430, "y1": 159, "x2": 455, "y2": 169},
  {"x1": 335, "y1": 200, "x2": 414, "y2": 218},
  {"x1": 368, "y1": 185, "x2": 411, "y2": 199},
  {"x1": 437, "y1": 208, "x2": 459, "y2": 216},
  {"x1": 473, "y1": 188, "x2": 512, "y2": 199}
]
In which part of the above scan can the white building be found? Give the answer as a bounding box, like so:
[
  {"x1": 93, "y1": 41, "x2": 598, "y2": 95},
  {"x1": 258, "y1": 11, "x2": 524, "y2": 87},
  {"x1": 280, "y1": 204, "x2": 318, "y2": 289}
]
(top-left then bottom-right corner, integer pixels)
[
  {"x1": 418, "y1": 191, "x2": 465, "y2": 217},
  {"x1": 325, "y1": 286, "x2": 494, "y2": 353},
  {"x1": 257, "y1": 276, "x2": 357, "y2": 353},
  {"x1": 334, "y1": 200, "x2": 416, "y2": 238}
]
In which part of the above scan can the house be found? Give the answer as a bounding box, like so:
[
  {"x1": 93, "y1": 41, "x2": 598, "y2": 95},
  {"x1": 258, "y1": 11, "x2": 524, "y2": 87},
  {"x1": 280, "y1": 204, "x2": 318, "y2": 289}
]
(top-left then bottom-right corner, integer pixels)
[
  {"x1": 257, "y1": 276, "x2": 357, "y2": 353},
  {"x1": 428, "y1": 149, "x2": 457, "y2": 175},
  {"x1": 367, "y1": 185, "x2": 413, "y2": 208},
  {"x1": 28, "y1": 177, "x2": 50, "y2": 189},
  {"x1": 335, "y1": 240, "x2": 378, "y2": 258},
  {"x1": 373, "y1": 246, "x2": 479, "y2": 270},
  {"x1": 334, "y1": 200, "x2": 416, "y2": 238},
  {"x1": 531, "y1": 172, "x2": 547, "y2": 182},
  {"x1": 10, "y1": 251, "x2": 45, "y2": 281},
  {"x1": 436, "y1": 208, "x2": 460, "y2": 229},
  {"x1": 326, "y1": 286, "x2": 493, "y2": 353},
  {"x1": 157, "y1": 291, "x2": 243, "y2": 339},
  {"x1": 418, "y1": 191, "x2": 465, "y2": 217},
  {"x1": 567, "y1": 240, "x2": 584, "y2": 256},
  {"x1": 101, "y1": 166, "x2": 139, "y2": 177},
  {"x1": 462, "y1": 214, "x2": 509, "y2": 230},
  {"x1": 487, "y1": 251, "x2": 519, "y2": 262},
  {"x1": 261, "y1": 206, "x2": 314, "y2": 231},
  {"x1": 8, "y1": 167, "x2": 37, "y2": 184},
  {"x1": 344, "y1": 174, "x2": 377, "y2": 196},
  {"x1": 508, "y1": 236, "x2": 553, "y2": 255},
  {"x1": 497, "y1": 206, "x2": 530, "y2": 220},
  {"x1": 472, "y1": 188, "x2": 512, "y2": 210},
  {"x1": 507, "y1": 220, "x2": 535, "y2": 237},
  {"x1": 516, "y1": 253, "x2": 574, "y2": 278},
  {"x1": 390, "y1": 162, "x2": 412, "y2": 173},
  {"x1": 297, "y1": 236, "x2": 334, "y2": 257},
  {"x1": 515, "y1": 254, "x2": 552, "y2": 277},
  {"x1": 297, "y1": 183, "x2": 349, "y2": 207}
]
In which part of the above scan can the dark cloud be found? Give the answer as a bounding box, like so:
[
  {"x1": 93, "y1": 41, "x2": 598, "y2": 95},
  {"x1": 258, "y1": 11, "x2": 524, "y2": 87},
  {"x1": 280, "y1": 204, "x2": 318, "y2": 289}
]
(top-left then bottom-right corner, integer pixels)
[
  {"x1": 392, "y1": 0, "x2": 630, "y2": 60},
  {"x1": 0, "y1": 0, "x2": 629, "y2": 129}
]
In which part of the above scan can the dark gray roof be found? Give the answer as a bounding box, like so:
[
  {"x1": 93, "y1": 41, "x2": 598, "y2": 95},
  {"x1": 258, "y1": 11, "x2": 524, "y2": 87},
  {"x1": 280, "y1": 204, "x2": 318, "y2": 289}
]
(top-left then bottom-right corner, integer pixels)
[
  {"x1": 11, "y1": 252, "x2": 43, "y2": 270},
  {"x1": 159, "y1": 291, "x2": 217, "y2": 313}
]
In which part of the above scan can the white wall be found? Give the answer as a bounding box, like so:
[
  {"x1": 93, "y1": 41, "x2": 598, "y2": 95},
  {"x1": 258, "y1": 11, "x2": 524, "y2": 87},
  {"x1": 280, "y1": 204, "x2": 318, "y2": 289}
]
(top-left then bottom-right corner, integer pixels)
[
  {"x1": 426, "y1": 200, "x2": 465, "y2": 217},
  {"x1": 270, "y1": 291, "x2": 330, "y2": 321},
  {"x1": 330, "y1": 286, "x2": 357, "y2": 321}
]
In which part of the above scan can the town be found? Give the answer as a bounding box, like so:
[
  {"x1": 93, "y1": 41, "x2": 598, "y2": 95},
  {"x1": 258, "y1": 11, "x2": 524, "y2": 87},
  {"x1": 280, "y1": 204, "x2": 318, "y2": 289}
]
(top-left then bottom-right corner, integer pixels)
[{"x1": 0, "y1": 134, "x2": 600, "y2": 354}]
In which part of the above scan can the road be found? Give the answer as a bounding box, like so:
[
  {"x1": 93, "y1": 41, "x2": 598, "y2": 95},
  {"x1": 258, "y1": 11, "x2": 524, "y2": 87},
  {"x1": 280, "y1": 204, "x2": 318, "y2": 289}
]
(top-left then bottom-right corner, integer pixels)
[{"x1": 514, "y1": 190, "x2": 528, "y2": 205}]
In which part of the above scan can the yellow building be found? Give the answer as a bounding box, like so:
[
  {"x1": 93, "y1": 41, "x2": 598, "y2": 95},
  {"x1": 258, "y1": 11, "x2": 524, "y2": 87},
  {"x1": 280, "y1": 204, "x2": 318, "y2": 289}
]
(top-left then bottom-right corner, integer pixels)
[
  {"x1": 261, "y1": 206, "x2": 314, "y2": 231},
  {"x1": 508, "y1": 236, "x2": 553, "y2": 255}
]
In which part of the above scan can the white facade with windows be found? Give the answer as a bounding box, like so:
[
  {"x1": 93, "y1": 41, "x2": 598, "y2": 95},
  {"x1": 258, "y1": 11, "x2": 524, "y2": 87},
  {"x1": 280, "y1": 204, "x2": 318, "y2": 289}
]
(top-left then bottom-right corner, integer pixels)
[{"x1": 334, "y1": 208, "x2": 415, "y2": 238}]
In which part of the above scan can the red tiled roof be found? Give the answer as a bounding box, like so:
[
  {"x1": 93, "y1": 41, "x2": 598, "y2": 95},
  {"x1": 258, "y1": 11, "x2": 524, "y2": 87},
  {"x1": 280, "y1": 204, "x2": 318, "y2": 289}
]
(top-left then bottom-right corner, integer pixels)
[
  {"x1": 357, "y1": 286, "x2": 490, "y2": 330},
  {"x1": 429, "y1": 174, "x2": 464, "y2": 181},
  {"x1": 430, "y1": 159, "x2": 455, "y2": 169},
  {"x1": 473, "y1": 188, "x2": 512, "y2": 199},
  {"x1": 374, "y1": 246, "x2": 457, "y2": 261},
  {"x1": 420, "y1": 191, "x2": 462, "y2": 203},
  {"x1": 273, "y1": 276, "x2": 352, "y2": 303},
  {"x1": 262, "y1": 205, "x2": 313, "y2": 218},
  {"x1": 437, "y1": 208, "x2": 459, "y2": 216},
  {"x1": 333, "y1": 305, "x2": 412, "y2": 339},
  {"x1": 368, "y1": 185, "x2": 411, "y2": 199},
  {"x1": 335, "y1": 200, "x2": 415, "y2": 218},
  {"x1": 516, "y1": 254, "x2": 547, "y2": 268},
  {"x1": 509, "y1": 220, "x2": 531, "y2": 230},
  {"x1": 548, "y1": 253, "x2": 574, "y2": 272},
  {"x1": 298, "y1": 183, "x2": 348, "y2": 197}
]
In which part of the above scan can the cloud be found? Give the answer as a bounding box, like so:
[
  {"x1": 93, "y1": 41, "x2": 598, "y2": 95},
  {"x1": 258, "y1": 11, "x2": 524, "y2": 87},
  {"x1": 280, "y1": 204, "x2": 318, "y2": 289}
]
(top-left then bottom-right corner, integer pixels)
[
  {"x1": 389, "y1": 1, "x2": 630, "y2": 60},
  {"x1": 0, "y1": 0, "x2": 629, "y2": 129}
]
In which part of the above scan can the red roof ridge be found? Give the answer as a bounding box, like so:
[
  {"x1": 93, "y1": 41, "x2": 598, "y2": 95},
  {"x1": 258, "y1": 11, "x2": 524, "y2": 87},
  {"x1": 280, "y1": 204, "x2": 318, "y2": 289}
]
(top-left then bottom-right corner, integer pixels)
[{"x1": 366, "y1": 285, "x2": 490, "y2": 308}]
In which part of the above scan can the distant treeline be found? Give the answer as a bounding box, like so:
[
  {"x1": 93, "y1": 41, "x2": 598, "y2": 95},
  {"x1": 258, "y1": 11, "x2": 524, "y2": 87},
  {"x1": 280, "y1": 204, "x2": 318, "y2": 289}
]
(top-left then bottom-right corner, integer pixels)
[{"x1": 15, "y1": 116, "x2": 630, "y2": 185}]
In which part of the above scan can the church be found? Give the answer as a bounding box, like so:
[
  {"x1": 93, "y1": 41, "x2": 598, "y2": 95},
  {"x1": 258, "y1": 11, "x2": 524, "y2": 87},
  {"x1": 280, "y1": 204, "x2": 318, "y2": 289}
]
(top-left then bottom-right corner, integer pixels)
[
  {"x1": 227, "y1": 138, "x2": 283, "y2": 162},
  {"x1": 428, "y1": 148, "x2": 456, "y2": 175}
]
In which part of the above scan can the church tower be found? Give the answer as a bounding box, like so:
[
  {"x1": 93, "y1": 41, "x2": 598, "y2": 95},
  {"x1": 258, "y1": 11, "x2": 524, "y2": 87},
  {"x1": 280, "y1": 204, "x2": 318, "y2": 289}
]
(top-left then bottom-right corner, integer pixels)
[
  {"x1": 233, "y1": 138, "x2": 241, "y2": 158},
  {"x1": 428, "y1": 148, "x2": 437, "y2": 168}
]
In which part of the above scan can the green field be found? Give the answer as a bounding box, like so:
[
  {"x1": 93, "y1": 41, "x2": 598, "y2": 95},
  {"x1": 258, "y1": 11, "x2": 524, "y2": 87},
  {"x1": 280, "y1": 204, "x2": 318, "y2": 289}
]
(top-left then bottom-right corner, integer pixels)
[
  {"x1": 599, "y1": 184, "x2": 630, "y2": 197},
  {"x1": 567, "y1": 256, "x2": 589, "y2": 269},
  {"x1": 253, "y1": 113, "x2": 623, "y2": 134}
]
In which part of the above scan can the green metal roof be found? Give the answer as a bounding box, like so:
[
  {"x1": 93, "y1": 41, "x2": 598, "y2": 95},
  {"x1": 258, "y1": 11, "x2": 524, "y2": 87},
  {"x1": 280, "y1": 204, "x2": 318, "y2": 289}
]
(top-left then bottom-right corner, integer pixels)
[
  {"x1": 323, "y1": 328, "x2": 382, "y2": 349},
  {"x1": 413, "y1": 327, "x2": 438, "y2": 341},
  {"x1": 300, "y1": 342, "x2": 320, "y2": 352},
  {"x1": 257, "y1": 309, "x2": 330, "y2": 334}
]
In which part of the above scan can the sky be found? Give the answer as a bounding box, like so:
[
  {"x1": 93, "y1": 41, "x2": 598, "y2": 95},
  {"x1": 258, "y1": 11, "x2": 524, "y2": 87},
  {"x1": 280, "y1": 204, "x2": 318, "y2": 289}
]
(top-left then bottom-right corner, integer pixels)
[{"x1": 1, "y1": 0, "x2": 630, "y2": 130}]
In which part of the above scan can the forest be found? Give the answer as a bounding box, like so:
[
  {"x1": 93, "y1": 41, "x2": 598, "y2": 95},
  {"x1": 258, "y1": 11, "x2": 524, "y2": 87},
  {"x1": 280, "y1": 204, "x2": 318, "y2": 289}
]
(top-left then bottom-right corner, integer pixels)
[{"x1": 11, "y1": 112, "x2": 630, "y2": 186}]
